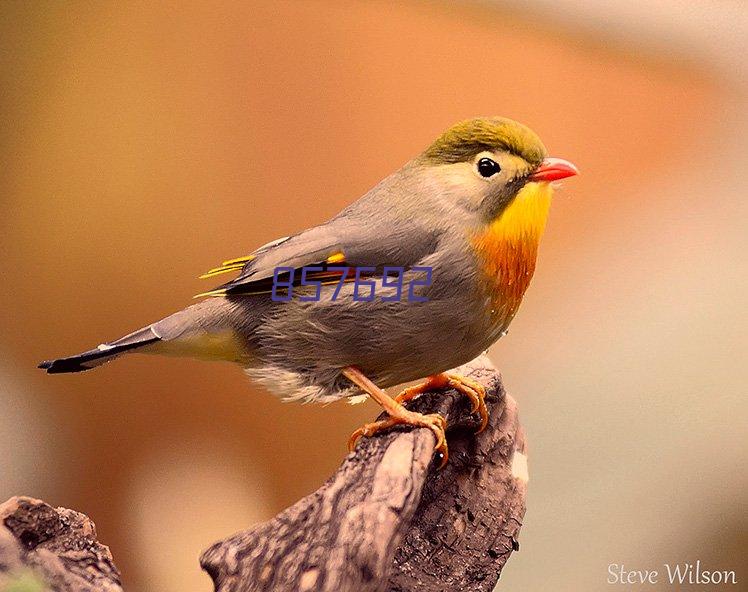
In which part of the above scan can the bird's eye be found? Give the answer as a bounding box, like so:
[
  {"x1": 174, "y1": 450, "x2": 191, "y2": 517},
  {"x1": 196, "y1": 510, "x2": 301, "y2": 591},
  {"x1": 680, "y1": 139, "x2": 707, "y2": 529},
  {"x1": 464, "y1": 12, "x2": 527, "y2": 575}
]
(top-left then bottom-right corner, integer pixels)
[{"x1": 477, "y1": 157, "x2": 500, "y2": 178}]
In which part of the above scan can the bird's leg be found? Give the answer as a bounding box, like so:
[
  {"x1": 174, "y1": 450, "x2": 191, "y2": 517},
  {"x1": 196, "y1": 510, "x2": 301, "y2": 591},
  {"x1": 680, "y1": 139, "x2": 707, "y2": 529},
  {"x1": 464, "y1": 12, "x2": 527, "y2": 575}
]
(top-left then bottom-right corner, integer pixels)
[
  {"x1": 342, "y1": 366, "x2": 449, "y2": 467},
  {"x1": 395, "y1": 372, "x2": 488, "y2": 433}
]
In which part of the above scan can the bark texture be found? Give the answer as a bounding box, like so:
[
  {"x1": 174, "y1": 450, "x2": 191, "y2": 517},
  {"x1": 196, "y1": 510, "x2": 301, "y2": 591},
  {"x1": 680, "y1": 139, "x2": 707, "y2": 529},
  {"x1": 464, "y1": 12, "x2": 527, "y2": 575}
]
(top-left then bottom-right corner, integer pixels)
[
  {"x1": 201, "y1": 355, "x2": 528, "y2": 592},
  {"x1": 0, "y1": 496, "x2": 122, "y2": 592},
  {"x1": 0, "y1": 355, "x2": 527, "y2": 592}
]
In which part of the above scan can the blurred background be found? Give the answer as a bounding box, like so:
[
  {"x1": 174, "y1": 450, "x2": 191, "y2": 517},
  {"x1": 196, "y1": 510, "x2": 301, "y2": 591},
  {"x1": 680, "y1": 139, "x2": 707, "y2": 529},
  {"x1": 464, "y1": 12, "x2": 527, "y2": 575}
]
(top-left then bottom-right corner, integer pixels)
[{"x1": 1, "y1": 1, "x2": 746, "y2": 590}]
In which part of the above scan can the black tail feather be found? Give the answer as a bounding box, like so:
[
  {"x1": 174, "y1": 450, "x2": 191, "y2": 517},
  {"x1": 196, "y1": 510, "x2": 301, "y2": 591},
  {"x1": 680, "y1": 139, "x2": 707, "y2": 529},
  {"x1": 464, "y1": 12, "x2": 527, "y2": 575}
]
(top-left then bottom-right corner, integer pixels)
[{"x1": 39, "y1": 327, "x2": 161, "y2": 374}]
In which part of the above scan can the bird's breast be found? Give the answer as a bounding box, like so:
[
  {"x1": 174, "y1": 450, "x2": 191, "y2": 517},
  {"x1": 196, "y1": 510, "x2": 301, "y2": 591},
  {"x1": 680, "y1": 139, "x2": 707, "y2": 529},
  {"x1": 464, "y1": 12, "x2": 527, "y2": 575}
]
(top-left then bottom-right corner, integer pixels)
[{"x1": 469, "y1": 182, "x2": 552, "y2": 326}]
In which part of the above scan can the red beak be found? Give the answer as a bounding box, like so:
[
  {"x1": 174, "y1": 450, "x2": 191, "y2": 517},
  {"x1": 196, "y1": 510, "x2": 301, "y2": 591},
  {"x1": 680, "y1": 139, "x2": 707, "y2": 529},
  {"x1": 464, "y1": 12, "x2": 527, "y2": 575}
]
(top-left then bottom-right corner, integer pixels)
[{"x1": 529, "y1": 157, "x2": 579, "y2": 182}]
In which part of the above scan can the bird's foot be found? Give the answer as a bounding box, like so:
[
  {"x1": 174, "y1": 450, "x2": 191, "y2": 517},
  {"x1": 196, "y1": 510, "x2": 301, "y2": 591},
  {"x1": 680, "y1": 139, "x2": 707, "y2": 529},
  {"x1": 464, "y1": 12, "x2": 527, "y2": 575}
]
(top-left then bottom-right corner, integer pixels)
[
  {"x1": 348, "y1": 408, "x2": 448, "y2": 468},
  {"x1": 395, "y1": 372, "x2": 488, "y2": 433}
]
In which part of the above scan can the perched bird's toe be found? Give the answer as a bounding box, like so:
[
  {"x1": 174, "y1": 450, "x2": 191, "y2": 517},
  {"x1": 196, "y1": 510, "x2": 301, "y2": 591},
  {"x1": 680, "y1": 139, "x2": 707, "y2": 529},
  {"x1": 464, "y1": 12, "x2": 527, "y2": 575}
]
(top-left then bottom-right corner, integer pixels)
[
  {"x1": 422, "y1": 413, "x2": 449, "y2": 468},
  {"x1": 347, "y1": 416, "x2": 399, "y2": 451},
  {"x1": 347, "y1": 410, "x2": 449, "y2": 468},
  {"x1": 444, "y1": 373, "x2": 489, "y2": 433},
  {"x1": 395, "y1": 373, "x2": 489, "y2": 433}
]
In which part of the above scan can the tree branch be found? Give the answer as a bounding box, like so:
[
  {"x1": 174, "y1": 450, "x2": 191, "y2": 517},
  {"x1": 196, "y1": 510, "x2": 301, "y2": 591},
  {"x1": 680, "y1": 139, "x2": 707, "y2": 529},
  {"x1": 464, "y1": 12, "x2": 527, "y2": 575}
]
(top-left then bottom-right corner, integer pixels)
[
  {"x1": 201, "y1": 355, "x2": 528, "y2": 592},
  {"x1": 0, "y1": 356, "x2": 527, "y2": 592},
  {"x1": 0, "y1": 496, "x2": 122, "y2": 592}
]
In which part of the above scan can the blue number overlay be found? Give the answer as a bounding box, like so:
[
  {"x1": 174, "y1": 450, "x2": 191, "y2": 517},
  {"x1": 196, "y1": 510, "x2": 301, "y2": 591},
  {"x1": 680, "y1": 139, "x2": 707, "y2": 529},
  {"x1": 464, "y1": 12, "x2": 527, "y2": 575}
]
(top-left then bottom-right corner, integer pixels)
[
  {"x1": 380, "y1": 266, "x2": 404, "y2": 302},
  {"x1": 270, "y1": 265, "x2": 432, "y2": 302},
  {"x1": 328, "y1": 266, "x2": 350, "y2": 300},
  {"x1": 407, "y1": 266, "x2": 432, "y2": 302},
  {"x1": 298, "y1": 266, "x2": 323, "y2": 302},
  {"x1": 271, "y1": 266, "x2": 295, "y2": 301},
  {"x1": 352, "y1": 266, "x2": 376, "y2": 302}
]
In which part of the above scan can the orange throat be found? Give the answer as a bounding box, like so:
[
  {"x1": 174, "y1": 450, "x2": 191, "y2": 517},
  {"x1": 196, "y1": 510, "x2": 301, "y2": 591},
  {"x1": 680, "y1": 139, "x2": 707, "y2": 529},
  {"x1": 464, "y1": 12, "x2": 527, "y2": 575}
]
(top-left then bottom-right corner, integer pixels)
[{"x1": 470, "y1": 182, "x2": 553, "y2": 322}]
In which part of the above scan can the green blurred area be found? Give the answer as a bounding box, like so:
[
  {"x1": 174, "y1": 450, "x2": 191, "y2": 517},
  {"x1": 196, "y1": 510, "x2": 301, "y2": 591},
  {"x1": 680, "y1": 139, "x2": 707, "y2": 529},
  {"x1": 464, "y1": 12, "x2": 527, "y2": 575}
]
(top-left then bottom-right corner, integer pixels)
[{"x1": 1, "y1": 571, "x2": 46, "y2": 592}]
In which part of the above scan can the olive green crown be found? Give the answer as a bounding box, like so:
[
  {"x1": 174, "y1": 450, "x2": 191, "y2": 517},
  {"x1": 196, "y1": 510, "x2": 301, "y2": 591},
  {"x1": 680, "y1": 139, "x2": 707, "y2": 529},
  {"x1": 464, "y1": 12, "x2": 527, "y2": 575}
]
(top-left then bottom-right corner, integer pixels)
[{"x1": 423, "y1": 117, "x2": 547, "y2": 166}]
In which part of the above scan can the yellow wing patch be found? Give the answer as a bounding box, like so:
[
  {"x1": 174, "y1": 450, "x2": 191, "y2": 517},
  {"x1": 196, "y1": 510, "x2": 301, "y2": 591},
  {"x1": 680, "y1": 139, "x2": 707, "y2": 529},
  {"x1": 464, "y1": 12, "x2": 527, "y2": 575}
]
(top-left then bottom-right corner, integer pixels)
[
  {"x1": 198, "y1": 255, "x2": 255, "y2": 280},
  {"x1": 194, "y1": 250, "x2": 347, "y2": 299},
  {"x1": 325, "y1": 251, "x2": 346, "y2": 264},
  {"x1": 195, "y1": 255, "x2": 255, "y2": 297},
  {"x1": 193, "y1": 288, "x2": 227, "y2": 299},
  {"x1": 221, "y1": 255, "x2": 255, "y2": 266}
]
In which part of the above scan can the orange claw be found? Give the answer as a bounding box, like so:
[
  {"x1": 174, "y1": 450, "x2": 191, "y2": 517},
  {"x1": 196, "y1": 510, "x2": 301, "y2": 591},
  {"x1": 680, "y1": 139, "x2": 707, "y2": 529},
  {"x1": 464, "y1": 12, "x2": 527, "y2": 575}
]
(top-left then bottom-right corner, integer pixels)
[
  {"x1": 348, "y1": 411, "x2": 448, "y2": 468},
  {"x1": 395, "y1": 372, "x2": 489, "y2": 433},
  {"x1": 342, "y1": 366, "x2": 450, "y2": 468},
  {"x1": 394, "y1": 373, "x2": 450, "y2": 406},
  {"x1": 444, "y1": 373, "x2": 489, "y2": 433}
]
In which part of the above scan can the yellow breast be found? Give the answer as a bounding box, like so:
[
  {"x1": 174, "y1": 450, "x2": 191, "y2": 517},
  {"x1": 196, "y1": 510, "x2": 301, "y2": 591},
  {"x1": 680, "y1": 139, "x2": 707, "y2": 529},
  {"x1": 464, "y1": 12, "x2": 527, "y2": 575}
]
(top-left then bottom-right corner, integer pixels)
[{"x1": 470, "y1": 182, "x2": 553, "y2": 321}]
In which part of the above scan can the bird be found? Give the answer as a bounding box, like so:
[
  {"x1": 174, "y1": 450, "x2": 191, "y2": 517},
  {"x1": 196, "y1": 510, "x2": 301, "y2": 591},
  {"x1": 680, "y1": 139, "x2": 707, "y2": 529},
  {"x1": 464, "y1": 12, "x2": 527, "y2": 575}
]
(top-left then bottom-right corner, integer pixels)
[{"x1": 39, "y1": 116, "x2": 577, "y2": 466}]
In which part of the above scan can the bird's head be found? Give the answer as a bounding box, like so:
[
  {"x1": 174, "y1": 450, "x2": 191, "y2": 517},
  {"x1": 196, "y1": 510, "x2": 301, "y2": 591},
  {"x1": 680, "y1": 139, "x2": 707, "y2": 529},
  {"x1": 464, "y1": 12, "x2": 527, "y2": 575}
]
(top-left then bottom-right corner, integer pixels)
[{"x1": 418, "y1": 117, "x2": 577, "y2": 219}]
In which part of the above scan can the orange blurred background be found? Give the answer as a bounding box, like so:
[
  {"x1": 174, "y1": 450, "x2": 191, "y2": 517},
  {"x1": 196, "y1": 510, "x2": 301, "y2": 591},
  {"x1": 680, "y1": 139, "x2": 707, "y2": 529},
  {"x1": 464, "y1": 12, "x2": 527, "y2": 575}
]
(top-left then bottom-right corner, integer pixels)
[{"x1": 1, "y1": 2, "x2": 746, "y2": 590}]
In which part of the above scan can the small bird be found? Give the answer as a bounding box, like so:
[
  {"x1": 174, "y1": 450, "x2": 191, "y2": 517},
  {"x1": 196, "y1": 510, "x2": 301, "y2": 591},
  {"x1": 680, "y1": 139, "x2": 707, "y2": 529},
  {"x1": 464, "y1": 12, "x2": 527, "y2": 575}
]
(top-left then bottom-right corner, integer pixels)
[{"x1": 40, "y1": 117, "x2": 577, "y2": 465}]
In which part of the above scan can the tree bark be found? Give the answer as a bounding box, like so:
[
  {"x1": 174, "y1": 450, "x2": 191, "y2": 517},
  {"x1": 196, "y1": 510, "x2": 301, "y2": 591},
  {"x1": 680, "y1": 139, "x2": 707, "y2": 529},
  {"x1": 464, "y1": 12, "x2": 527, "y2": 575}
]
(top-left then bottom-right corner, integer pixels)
[
  {"x1": 201, "y1": 355, "x2": 528, "y2": 592},
  {"x1": 0, "y1": 496, "x2": 122, "y2": 592},
  {"x1": 0, "y1": 355, "x2": 527, "y2": 592}
]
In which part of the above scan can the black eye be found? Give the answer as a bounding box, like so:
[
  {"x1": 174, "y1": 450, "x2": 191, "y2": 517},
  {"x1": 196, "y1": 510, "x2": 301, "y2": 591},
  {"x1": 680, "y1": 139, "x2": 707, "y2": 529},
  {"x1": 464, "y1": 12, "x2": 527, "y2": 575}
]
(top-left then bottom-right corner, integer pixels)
[{"x1": 477, "y1": 157, "x2": 500, "y2": 178}]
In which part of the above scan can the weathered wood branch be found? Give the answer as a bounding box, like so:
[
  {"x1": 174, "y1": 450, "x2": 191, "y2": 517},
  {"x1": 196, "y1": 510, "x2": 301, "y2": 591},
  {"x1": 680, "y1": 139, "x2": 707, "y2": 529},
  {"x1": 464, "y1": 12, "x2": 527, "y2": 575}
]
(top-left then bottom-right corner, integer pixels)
[
  {"x1": 0, "y1": 496, "x2": 122, "y2": 592},
  {"x1": 0, "y1": 355, "x2": 527, "y2": 592},
  {"x1": 201, "y1": 355, "x2": 528, "y2": 592}
]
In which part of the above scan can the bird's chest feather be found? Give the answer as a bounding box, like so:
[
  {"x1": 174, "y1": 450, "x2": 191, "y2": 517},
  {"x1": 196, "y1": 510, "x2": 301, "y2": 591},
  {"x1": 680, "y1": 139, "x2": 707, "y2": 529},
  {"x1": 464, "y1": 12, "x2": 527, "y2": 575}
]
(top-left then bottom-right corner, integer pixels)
[{"x1": 469, "y1": 182, "x2": 552, "y2": 326}]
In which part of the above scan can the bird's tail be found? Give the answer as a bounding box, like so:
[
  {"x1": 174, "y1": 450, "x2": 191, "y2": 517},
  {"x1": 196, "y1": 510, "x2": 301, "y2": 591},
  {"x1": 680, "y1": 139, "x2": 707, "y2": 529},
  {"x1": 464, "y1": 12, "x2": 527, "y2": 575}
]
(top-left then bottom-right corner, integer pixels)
[
  {"x1": 38, "y1": 299, "x2": 249, "y2": 374},
  {"x1": 38, "y1": 326, "x2": 162, "y2": 374}
]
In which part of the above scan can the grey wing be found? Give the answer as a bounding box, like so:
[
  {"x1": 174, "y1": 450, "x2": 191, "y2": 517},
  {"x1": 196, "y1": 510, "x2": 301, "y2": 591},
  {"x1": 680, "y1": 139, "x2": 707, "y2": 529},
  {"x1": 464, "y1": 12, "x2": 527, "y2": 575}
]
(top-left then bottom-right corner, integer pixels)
[
  {"x1": 197, "y1": 161, "x2": 454, "y2": 297},
  {"x1": 195, "y1": 215, "x2": 443, "y2": 298}
]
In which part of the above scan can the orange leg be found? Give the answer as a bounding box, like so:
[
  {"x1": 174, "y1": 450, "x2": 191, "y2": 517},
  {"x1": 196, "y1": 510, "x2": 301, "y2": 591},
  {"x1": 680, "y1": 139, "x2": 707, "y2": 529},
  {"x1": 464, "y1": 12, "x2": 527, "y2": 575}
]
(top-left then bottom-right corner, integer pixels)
[
  {"x1": 342, "y1": 367, "x2": 449, "y2": 468},
  {"x1": 396, "y1": 372, "x2": 488, "y2": 433}
]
